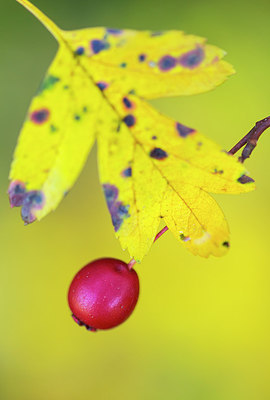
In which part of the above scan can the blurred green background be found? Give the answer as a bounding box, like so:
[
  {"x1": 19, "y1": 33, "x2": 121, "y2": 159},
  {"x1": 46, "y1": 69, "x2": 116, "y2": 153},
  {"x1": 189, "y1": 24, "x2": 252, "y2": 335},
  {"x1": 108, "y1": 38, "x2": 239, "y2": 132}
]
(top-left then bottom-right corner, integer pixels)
[{"x1": 1, "y1": 0, "x2": 270, "y2": 399}]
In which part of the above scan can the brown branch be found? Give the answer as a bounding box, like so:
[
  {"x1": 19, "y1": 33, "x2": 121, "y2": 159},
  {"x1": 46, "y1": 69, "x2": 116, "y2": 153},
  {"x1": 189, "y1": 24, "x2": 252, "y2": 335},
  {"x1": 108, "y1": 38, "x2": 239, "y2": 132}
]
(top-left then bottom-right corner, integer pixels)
[{"x1": 228, "y1": 116, "x2": 270, "y2": 162}]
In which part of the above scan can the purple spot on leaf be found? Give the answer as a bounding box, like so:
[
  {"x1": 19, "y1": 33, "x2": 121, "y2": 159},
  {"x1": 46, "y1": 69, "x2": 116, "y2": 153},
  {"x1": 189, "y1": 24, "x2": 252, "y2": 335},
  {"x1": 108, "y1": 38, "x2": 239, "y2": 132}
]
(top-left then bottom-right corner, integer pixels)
[
  {"x1": 179, "y1": 47, "x2": 204, "y2": 69},
  {"x1": 176, "y1": 122, "x2": 195, "y2": 137},
  {"x1": 107, "y1": 28, "x2": 123, "y2": 35},
  {"x1": 103, "y1": 184, "x2": 118, "y2": 207},
  {"x1": 138, "y1": 54, "x2": 146, "y2": 62},
  {"x1": 123, "y1": 114, "x2": 136, "y2": 127},
  {"x1": 158, "y1": 55, "x2": 177, "y2": 71},
  {"x1": 75, "y1": 46, "x2": 85, "y2": 55},
  {"x1": 102, "y1": 184, "x2": 130, "y2": 232},
  {"x1": 21, "y1": 190, "x2": 45, "y2": 224},
  {"x1": 237, "y1": 175, "x2": 255, "y2": 184},
  {"x1": 122, "y1": 97, "x2": 133, "y2": 109},
  {"x1": 150, "y1": 148, "x2": 168, "y2": 160},
  {"x1": 8, "y1": 180, "x2": 26, "y2": 207},
  {"x1": 31, "y1": 108, "x2": 50, "y2": 125},
  {"x1": 121, "y1": 167, "x2": 132, "y2": 177},
  {"x1": 91, "y1": 40, "x2": 109, "y2": 54},
  {"x1": 96, "y1": 81, "x2": 108, "y2": 91}
]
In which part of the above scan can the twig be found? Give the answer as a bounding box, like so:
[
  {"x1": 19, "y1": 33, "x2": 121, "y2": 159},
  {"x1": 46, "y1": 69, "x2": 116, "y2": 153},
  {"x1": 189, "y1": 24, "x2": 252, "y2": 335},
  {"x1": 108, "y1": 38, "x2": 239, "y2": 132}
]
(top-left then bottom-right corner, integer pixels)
[{"x1": 228, "y1": 116, "x2": 270, "y2": 162}]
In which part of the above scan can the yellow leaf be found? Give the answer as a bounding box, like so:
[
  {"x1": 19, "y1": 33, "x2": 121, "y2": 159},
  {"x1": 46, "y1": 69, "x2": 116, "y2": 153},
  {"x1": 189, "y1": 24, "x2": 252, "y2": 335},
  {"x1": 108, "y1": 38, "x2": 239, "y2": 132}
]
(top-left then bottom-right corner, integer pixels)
[
  {"x1": 9, "y1": 0, "x2": 255, "y2": 261},
  {"x1": 63, "y1": 28, "x2": 234, "y2": 99},
  {"x1": 97, "y1": 93, "x2": 254, "y2": 261}
]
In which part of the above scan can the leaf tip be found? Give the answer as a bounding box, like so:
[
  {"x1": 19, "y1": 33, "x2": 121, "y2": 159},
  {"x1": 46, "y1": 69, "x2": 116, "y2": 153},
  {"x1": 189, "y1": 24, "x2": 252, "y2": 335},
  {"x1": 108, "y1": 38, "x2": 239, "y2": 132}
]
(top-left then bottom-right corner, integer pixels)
[
  {"x1": 237, "y1": 174, "x2": 255, "y2": 185},
  {"x1": 8, "y1": 180, "x2": 45, "y2": 224}
]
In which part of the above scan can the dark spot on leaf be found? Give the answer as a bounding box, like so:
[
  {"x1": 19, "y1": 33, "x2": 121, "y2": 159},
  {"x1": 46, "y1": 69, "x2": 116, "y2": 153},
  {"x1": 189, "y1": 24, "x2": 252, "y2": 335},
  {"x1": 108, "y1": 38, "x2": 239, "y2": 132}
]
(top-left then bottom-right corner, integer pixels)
[
  {"x1": 21, "y1": 190, "x2": 45, "y2": 224},
  {"x1": 176, "y1": 122, "x2": 195, "y2": 137},
  {"x1": 102, "y1": 184, "x2": 130, "y2": 232},
  {"x1": 122, "y1": 97, "x2": 132, "y2": 109},
  {"x1": 121, "y1": 167, "x2": 132, "y2": 177},
  {"x1": 107, "y1": 28, "x2": 123, "y2": 35},
  {"x1": 237, "y1": 175, "x2": 255, "y2": 184},
  {"x1": 152, "y1": 135, "x2": 157, "y2": 140},
  {"x1": 123, "y1": 114, "x2": 136, "y2": 127},
  {"x1": 74, "y1": 114, "x2": 81, "y2": 121},
  {"x1": 111, "y1": 204, "x2": 130, "y2": 231},
  {"x1": 138, "y1": 54, "x2": 146, "y2": 62},
  {"x1": 222, "y1": 241, "x2": 230, "y2": 248},
  {"x1": 50, "y1": 124, "x2": 58, "y2": 133},
  {"x1": 75, "y1": 46, "x2": 85, "y2": 55},
  {"x1": 31, "y1": 108, "x2": 50, "y2": 125},
  {"x1": 180, "y1": 233, "x2": 191, "y2": 242},
  {"x1": 151, "y1": 31, "x2": 164, "y2": 36},
  {"x1": 23, "y1": 191, "x2": 43, "y2": 207},
  {"x1": 38, "y1": 75, "x2": 60, "y2": 93},
  {"x1": 158, "y1": 55, "x2": 177, "y2": 71},
  {"x1": 118, "y1": 204, "x2": 129, "y2": 215},
  {"x1": 179, "y1": 47, "x2": 204, "y2": 69},
  {"x1": 213, "y1": 168, "x2": 224, "y2": 174},
  {"x1": 150, "y1": 148, "x2": 168, "y2": 160},
  {"x1": 91, "y1": 39, "x2": 109, "y2": 54},
  {"x1": 8, "y1": 180, "x2": 26, "y2": 207},
  {"x1": 103, "y1": 184, "x2": 118, "y2": 205},
  {"x1": 96, "y1": 81, "x2": 108, "y2": 91},
  {"x1": 120, "y1": 62, "x2": 127, "y2": 68}
]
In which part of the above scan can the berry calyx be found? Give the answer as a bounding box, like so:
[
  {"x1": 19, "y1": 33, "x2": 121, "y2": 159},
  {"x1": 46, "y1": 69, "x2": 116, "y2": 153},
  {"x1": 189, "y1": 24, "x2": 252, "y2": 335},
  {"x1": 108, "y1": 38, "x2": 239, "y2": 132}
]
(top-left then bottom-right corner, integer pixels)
[{"x1": 68, "y1": 258, "x2": 139, "y2": 331}]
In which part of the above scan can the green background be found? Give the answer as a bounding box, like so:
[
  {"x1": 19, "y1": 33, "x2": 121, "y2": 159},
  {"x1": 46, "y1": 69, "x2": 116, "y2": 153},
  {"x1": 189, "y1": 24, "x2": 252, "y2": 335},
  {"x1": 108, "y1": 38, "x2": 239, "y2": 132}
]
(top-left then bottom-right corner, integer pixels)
[{"x1": 1, "y1": 0, "x2": 270, "y2": 399}]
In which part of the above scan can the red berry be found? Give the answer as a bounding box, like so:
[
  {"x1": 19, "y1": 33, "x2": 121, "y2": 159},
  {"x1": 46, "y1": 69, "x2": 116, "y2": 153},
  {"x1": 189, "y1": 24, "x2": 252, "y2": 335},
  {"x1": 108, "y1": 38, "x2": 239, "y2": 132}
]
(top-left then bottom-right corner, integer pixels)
[{"x1": 68, "y1": 258, "x2": 139, "y2": 331}]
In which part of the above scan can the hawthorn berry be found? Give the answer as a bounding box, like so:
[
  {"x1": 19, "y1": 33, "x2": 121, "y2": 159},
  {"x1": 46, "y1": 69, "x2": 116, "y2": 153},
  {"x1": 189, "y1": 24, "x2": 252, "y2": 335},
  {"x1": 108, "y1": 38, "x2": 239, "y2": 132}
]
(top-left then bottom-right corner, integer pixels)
[{"x1": 68, "y1": 258, "x2": 139, "y2": 331}]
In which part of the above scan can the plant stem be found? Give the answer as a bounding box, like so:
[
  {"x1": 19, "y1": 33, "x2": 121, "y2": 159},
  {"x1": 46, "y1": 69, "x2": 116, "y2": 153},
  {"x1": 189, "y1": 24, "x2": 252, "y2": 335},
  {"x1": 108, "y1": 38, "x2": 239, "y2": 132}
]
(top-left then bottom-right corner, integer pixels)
[
  {"x1": 228, "y1": 116, "x2": 270, "y2": 162},
  {"x1": 16, "y1": 0, "x2": 63, "y2": 42},
  {"x1": 153, "y1": 226, "x2": 169, "y2": 242}
]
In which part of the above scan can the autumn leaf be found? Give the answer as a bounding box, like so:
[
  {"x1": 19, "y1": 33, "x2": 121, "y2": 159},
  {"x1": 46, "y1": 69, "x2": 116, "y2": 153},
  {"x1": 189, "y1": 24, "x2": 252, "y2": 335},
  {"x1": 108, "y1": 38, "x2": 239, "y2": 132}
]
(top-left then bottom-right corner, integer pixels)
[{"x1": 9, "y1": 0, "x2": 255, "y2": 262}]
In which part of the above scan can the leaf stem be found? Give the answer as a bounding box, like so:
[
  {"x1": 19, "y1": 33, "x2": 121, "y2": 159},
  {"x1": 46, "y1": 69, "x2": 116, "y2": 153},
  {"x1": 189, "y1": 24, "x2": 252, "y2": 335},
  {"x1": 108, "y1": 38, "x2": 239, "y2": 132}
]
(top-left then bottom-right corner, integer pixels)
[
  {"x1": 16, "y1": 0, "x2": 63, "y2": 42},
  {"x1": 154, "y1": 225, "x2": 169, "y2": 241},
  {"x1": 228, "y1": 116, "x2": 270, "y2": 162}
]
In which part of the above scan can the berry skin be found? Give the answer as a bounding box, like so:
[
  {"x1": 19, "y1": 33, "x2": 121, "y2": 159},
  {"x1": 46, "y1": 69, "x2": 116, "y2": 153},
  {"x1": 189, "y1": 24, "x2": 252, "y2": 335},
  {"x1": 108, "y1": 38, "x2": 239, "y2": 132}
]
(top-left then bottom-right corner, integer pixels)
[{"x1": 68, "y1": 258, "x2": 139, "y2": 331}]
